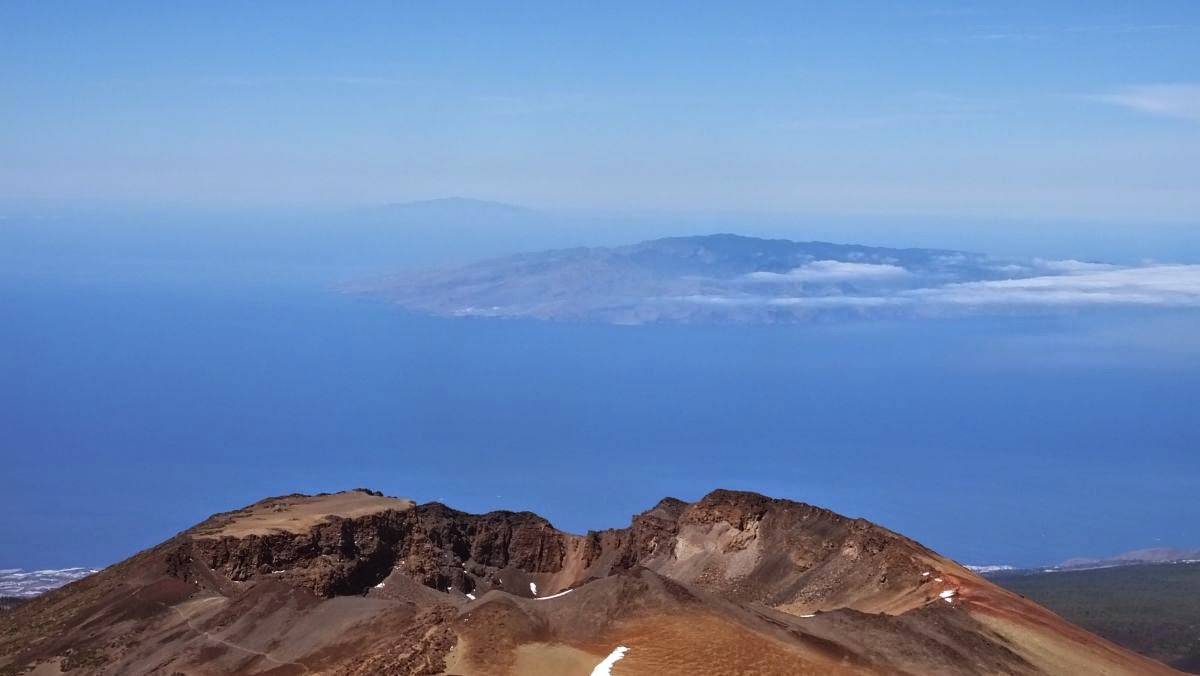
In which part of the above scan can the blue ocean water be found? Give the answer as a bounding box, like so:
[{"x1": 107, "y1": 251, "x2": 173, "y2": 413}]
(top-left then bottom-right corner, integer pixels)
[{"x1": 1, "y1": 246, "x2": 1198, "y2": 570}]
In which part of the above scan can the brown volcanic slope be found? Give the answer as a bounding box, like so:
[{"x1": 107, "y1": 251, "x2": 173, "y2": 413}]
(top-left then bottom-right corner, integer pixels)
[{"x1": 0, "y1": 489, "x2": 1180, "y2": 676}]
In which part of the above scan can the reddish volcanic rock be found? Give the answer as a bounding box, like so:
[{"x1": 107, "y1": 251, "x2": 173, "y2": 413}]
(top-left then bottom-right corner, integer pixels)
[{"x1": 0, "y1": 488, "x2": 1182, "y2": 676}]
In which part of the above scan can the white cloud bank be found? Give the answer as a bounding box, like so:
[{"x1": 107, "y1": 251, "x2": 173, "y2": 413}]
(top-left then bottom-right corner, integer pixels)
[
  {"x1": 1034, "y1": 259, "x2": 1118, "y2": 273},
  {"x1": 745, "y1": 260, "x2": 909, "y2": 283},
  {"x1": 681, "y1": 263, "x2": 1200, "y2": 313},
  {"x1": 1094, "y1": 83, "x2": 1200, "y2": 123},
  {"x1": 915, "y1": 264, "x2": 1200, "y2": 307},
  {"x1": 0, "y1": 568, "x2": 98, "y2": 598}
]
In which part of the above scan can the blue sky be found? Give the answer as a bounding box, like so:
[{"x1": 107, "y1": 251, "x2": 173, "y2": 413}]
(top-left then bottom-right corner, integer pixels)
[
  {"x1": 2, "y1": 1, "x2": 1198, "y2": 220},
  {"x1": 1, "y1": 2, "x2": 1199, "y2": 569}
]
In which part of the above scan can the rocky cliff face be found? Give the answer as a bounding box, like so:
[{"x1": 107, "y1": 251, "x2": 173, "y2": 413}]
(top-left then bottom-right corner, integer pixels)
[
  {"x1": 0, "y1": 489, "x2": 1182, "y2": 676},
  {"x1": 173, "y1": 500, "x2": 574, "y2": 598}
]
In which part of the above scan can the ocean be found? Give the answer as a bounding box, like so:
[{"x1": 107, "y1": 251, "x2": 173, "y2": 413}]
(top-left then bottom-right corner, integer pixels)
[{"x1": 1, "y1": 227, "x2": 1198, "y2": 570}]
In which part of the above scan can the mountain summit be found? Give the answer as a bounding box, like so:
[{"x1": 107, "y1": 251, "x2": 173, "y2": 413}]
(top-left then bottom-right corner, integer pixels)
[{"x1": 0, "y1": 488, "x2": 1176, "y2": 675}]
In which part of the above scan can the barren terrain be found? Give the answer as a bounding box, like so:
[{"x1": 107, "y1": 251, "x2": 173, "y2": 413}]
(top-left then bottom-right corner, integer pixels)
[{"x1": 0, "y1": 489, "x2": 1181, "y2": 675}]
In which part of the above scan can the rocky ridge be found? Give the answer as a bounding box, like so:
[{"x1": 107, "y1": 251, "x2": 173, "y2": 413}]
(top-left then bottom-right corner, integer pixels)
[{"x1": 0, "y1": 489, "x2": 1181, "y2": 675}]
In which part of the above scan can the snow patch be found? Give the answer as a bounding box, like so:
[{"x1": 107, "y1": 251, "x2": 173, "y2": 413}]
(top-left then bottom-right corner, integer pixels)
[
  {"x1": 529, "y1": 582, "x2": 538, "y2": 596},
  {"x1": 590, "y1": 646, "x2": 629, "y2": 676},
  {"x1": 466, "y1": 593, "x2": 476, "y2": 600},
  {"x1": 799, "y1": 613, "x2": 816, "y2": 618},
  {"x1": 939, "y1": 590, "x2": 957, "y2": 599},
  {"x1": 374, "y1": 582, "x2": 386, "y2": 589},
  {"x1": 534, "y1": 588, "x2": 574, "y2": 601}
]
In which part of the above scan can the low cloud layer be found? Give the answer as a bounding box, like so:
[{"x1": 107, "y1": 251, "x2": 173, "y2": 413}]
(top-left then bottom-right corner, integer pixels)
[
  {"x1": 911, "y1": 264, "x2": 1200, "y2": 307},
  {"x1": 0, "y1": 568, "x2": 97, "y2": 598},
  {"x1": 744, "y1": 260, "x2": 910, "y2": 283},
  {"x1": 683, "y1": 263, "x2": 1200, "y2": 313}
]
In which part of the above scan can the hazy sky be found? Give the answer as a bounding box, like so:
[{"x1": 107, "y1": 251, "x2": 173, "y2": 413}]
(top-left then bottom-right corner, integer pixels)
[{"x1": 2, "y1": 2, "x2": 1198, "y2": 220}]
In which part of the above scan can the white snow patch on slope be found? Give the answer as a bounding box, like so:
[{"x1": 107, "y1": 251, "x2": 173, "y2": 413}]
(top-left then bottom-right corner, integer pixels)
[
  {"x1": 529, "y1": 582, "x2": 538, "y2": 596},
  {"x1": 534, "y1": 588, "x2": 574, "y2": 601},
  {"x1": 590, "y1": 646, "x2": 629, "y2": 676}
]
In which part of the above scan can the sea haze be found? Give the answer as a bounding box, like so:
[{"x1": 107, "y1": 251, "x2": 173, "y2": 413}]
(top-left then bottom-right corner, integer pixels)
[{"x1": 1, "y1": 213, "x2": 1197, "y2": 571}]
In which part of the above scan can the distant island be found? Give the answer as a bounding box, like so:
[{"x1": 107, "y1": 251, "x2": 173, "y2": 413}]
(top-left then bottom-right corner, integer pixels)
[{"x1": 348, "y1": 234, "x2": 1200, "y2": 324}]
